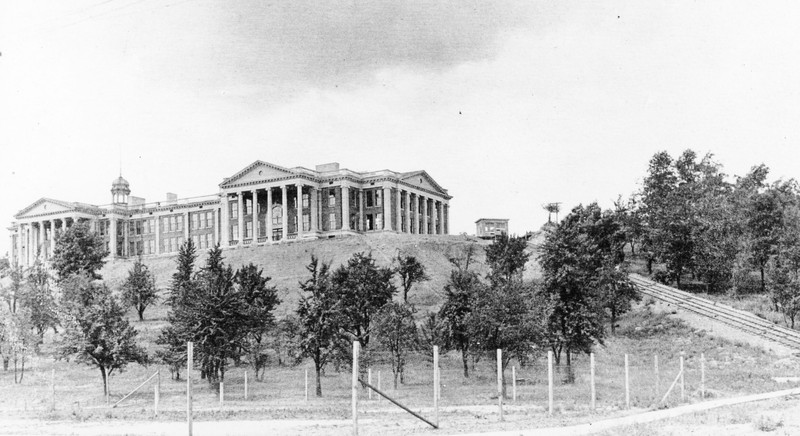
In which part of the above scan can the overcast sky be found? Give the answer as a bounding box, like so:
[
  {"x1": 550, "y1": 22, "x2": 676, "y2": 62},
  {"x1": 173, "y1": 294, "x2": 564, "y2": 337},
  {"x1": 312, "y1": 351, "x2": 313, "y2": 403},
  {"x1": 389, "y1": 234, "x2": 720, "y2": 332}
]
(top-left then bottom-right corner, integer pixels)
[{"x1": 2, "y1": 1, "x2": 800, "y2": 251}]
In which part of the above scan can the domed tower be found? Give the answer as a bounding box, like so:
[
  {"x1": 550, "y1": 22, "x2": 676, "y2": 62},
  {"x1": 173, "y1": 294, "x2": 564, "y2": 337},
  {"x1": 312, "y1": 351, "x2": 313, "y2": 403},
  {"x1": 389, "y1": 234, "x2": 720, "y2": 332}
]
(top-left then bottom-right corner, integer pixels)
[{"x1": 111, "y1": 175, "x2": 131, "y2": 205}]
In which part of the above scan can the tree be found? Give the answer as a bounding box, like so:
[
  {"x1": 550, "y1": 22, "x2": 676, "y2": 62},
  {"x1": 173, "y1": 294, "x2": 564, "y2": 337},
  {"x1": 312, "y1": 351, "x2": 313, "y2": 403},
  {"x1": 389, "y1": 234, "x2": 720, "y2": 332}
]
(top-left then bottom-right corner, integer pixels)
[
  {"x1": 57, "y1": 280, "x2": 148, "y2": 394},
  {"x1": 236, "y1": 263, "x2": 280, "y2": 380},
  {"x1": 332, "y1": 252, "x2": 397, "y2": 350},
  {"x1": 768, "y1": 205, "x2": 800, "y2": 327},
  {"x1": 156, "y1": 240, "x2": 198, "y2": 380},
  {"x1": 21, "y1": 259, "x2": 59, "y2": 338},
  {"x1": 373, "y1": 302, "x2": 418, "y2": 388},
  {"x1": 51, "y1": 222, "x2": 107, "y2": 281},
  {"x1": 395, "y1": 254, "x2": 429, "y2": 303},
  {"x1": 438, "y1": 244, "x2": 481, "y2": 378},
  {"x1": 484, "y1": 233, "x2": 530, "y2": 287},
  {"x1": 297, "y1": 256, "x2": 340, "y2": 396},
  {"x1": 539, "y1": 203, "x2": 637, "y2": 380},
  {"x1": 1, "y1": 306, "x2": 37, "y2": 383},
  {"x1": 120, "y1": 259, "x2": 159, "y2": 321}
]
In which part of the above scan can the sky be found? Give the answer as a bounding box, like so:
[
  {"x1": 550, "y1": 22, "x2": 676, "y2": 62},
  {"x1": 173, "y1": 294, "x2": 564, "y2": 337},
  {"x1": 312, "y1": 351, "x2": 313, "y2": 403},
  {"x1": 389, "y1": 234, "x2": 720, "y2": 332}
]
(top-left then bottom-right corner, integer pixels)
[{"x1": 2, "y1": 0, "x2": 800, "y2": 252}]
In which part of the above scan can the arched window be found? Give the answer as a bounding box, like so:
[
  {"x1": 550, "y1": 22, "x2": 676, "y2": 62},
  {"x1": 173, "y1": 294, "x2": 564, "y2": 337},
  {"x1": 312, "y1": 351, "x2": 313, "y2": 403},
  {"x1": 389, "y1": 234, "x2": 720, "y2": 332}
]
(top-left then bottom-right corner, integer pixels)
[{"x1": 272, "y1": 205, "x2": 282, "y2": 226}]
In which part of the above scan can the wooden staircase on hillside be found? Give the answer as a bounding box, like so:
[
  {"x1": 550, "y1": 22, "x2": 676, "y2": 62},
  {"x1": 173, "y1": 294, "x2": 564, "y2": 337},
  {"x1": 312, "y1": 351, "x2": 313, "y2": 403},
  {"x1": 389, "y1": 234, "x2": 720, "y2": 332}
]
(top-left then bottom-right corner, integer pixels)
[{"x1": 629, "y1": 273, "x2": 800, "y2": 352}]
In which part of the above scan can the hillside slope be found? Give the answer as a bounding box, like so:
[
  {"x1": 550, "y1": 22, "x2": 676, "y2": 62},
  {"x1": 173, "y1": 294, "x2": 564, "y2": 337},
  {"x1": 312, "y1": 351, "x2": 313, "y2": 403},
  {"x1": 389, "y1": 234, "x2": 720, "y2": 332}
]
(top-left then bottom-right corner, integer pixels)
[{"x1": 100, "y1": 233, "x2": 543, "y2": 318}]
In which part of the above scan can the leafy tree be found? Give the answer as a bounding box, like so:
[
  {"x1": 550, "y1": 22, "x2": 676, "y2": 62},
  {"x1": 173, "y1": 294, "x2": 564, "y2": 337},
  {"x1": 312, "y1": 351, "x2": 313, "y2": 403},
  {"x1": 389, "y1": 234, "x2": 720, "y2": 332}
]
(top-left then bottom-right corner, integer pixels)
[
  {"x1": 236, "y1": 263, "x2": 280, "y2": 380},
  {"x1": 539, "y1": 203, "x2": 636, "y2": 379},
  {"x1": 484, "y1": 233, "x2": 530, "y2": 287},
  {"x1": 395, "y1": 254, "x2": 429, "y2": 303},
  {"x1": 1, "y1": 306, "x2": 37, "y2": 383},
  {"x1": 120, "y1": 259, "x2": 159, "y2": 321},
  {"x1": 22, "y1": 260, "x2": 59, "y2": 338},
  {"x1": 417, "y1": 311, "x2": 447, "y2": 356},
  {"x1": 596, "y1": 262, "x2": 640, "y2": 333},
  {"x1": 51, "y1": 222, "x2": 107, "y2": 281},
  {"x1": 332, "y1": 252, "x2": 396, "y2": 350},
  {"x1": 297, "y1": 256, "x2": 340, "y2": 396},
  {"x1": 373, "y1": 302, "x2": 418, "y2": 388},
  {"x1": 438, "y1": 244, "x2": 481, "y2": 377},
  {"x1": 57, "y1": 280, "x2": 148, "y2": 394},
  {"x1": 768, "y1": 205, "x2": 800, "y2": 327}
]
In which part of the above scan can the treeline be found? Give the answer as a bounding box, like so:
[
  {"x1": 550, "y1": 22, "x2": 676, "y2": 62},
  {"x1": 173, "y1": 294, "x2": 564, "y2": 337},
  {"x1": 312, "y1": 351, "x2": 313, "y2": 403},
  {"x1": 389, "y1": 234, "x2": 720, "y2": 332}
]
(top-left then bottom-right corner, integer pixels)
[{"x1": 619, "y1": 150, "x2": 800, "y2": 326}]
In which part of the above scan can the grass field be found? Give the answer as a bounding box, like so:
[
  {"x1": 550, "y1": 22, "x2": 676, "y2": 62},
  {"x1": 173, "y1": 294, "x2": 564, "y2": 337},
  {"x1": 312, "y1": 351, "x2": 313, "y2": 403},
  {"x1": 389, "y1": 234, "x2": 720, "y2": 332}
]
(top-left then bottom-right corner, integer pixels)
[{"x1": 1, "y1": 298, "x2": 797, "y2": 435}]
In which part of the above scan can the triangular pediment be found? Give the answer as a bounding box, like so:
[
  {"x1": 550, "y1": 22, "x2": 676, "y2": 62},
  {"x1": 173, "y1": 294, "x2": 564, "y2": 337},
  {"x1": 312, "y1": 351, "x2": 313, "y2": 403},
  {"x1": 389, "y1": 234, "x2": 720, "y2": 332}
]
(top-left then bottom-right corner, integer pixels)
[
  {"x1": 15, "y1": 198, "x2": 76, "y2": 219},
  {"x1": 401, "y1": 171, "x2": 449, "y2": 197},
  {"x1": 221, "y1": 161, "x2": 297, "y2": 187}
]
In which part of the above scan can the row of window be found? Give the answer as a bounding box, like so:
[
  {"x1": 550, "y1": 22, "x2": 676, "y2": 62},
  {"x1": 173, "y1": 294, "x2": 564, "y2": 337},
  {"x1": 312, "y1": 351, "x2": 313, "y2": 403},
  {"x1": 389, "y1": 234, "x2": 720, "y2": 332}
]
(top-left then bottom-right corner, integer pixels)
[
  {"x1": 192, "y1": 233, "x2": 215, "y2": 250},
  {"x1": 191, "y1": 211, "x2": 214, "y2": 230},
  {"x1": 230, "y1": 194, "x2": 312, "y2": 219},
  {"x1": 163, "y1": 236, "x2": 184, "y2": 253}
]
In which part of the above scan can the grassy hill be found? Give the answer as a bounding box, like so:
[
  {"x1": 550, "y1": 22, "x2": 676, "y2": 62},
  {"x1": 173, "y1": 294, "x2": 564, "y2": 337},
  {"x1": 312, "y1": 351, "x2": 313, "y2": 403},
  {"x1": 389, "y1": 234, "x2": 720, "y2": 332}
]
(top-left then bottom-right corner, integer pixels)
[{"x1": 100, "y1": 233, "x2": 544, "y2": 319}]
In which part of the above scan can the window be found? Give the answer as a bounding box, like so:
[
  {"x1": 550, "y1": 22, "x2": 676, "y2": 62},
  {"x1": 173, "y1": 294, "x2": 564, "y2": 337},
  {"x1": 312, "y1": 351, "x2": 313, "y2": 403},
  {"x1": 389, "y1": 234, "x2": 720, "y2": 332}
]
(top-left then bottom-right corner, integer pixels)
[
  {"x1": 329, "y1": 212, "x2": 336, "y2": 230},
  {"x1": 192, "y1": 213, "x2": 199, "y2": 230},
  {"x1": 376, "y1": 191, "x2": 382, "y2": 208},
  {"x1": 376, "y1": 213, "x2": 383, "y2": 230},
  {"x1": 303, "y1": 214, "x2": 310, "y2": 231},
  {"x1": 205, "y1": 233, "x2": 213, "y2": 248},
  {"x1": 246, "y1": 199, "x2": 253, "y2": 215},
  {"x1": 230, "y1": 202, "x2": 239, "y2": 220},
  {"x1": 302, "y1": 193, "x2": 309, "y2": 208},
  {"x1": 272, "y1": 228, "x2": 282, "y2": 240},
  {"x1": 231, "y1": 224, "x2": 239, "y2": 240},
  {"x1": 193, "y1": 235, "x2": 199, "y2": 248},
  {"x1": 245, "y1": 221, "x2": 253, "y2": 239},
  {"x1": 177, "y1": 216, "x2": 183, "y2": 232},
  {"x1": 328, "y1": 192, "x2": 336, "y2": 207},
  {"x1": 205, "y1": 212, "x2": 212, "y2": 229},
  {"x1": 366, "y1": 191, "x2": 374, "y2": 208},
  {"x1": 272, "y1": 205, "x2": 282, "y2": 226}
]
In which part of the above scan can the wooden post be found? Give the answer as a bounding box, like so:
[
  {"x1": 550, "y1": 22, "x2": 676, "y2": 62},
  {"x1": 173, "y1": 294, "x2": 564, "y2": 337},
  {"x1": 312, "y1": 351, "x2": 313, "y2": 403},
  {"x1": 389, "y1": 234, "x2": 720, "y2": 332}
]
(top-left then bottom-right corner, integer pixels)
[
  {"x1": 244, "y1": 371, "x2": 248, "y2": 400},
  {"x1": 512, "y1": 366, "x2": 517, "y2": 402},
  {"x1": 654, "y1": 355, "x2": 660, "y2": 400},
  {"x1": 219, "y1": 382, "x2": 224, "y2": 405},
  {"x1": 680, "y1": 354, "x2": 685, "y2": 402},
  {"x1": 304, "y1": 368, "x2": 308, "y2": 402},
  {"x1": 548, "y1": 350, "x2": 554, "y2": 416},
  {"x1": 106, "y1": 374, "x2": 110, "y2": 406},
  {"x1": 368, "y1": 368, "x2": 372, "y2": 400},
  {"x1": 433, "y1": 345, "x2": 439, "y2": 427},
  {"x1": 700, "y1": 353, "x2": 705, "y2": 399},
  {"x1": 590, "y1": 353, "x2": 596, "y2": 411},
  {"x1": 51, "y1": 368, "x2": 55, "y2": 411},
  {"x1": 497, "y1": 349, "x2": 503, "y2": 421},
  {"x1": 352, "y1": 341, "x2": 359, "y2": 436},
  {"x1": 624, "y1": 354, "x2": 630, "y2": 409},
  {"x1": 154, "y1": 383, "x2": 159, "y2": 417},
  {"x1": 187, "y1": 341, "x2": 193, "y2": 436},
  {"x1": 377, "y1": 371, "x2": 381, "y2": 403}
]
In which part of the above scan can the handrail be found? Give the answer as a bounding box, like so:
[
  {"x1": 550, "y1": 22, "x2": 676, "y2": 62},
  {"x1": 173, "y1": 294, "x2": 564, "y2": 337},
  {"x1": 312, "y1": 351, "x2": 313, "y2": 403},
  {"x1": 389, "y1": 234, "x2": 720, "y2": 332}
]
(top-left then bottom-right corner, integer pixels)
[{"x1": 112, "y1": 370, "x2": 159, "y2": 408}]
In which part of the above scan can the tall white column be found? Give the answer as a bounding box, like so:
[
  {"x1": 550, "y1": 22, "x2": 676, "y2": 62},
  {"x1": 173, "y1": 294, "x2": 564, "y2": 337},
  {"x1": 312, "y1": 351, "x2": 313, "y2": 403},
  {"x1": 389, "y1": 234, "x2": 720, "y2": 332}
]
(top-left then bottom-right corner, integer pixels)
[
  {"x1": 421, "y1": 196, "x2": 428, "y2": 235},
  {"x1": 237, "y1": 192, "x2": 244, "y2": 244},
  {"x1": 431, "y1": 202, "x2": 438, "y2": 235},
  {"x1": 252, "y1": 189, "x2": 259, "y2": 241},
  {"x1": 382, "y1": 186, "x2": 391, "y2": 231},
  {"x1": 266, "y1": 188, "x2": 273, "y2": 242},
  {"x1": 404, "y1": 191, "x2": 411, "y2": 233},
  {"x1": 309, "y1": 187, "x2": 318, "y2": 234},
  {"x1": 154, "y1": 216, "x2": 161, "y2": 253},
  {"x1": 281, "y1": 185, "x2": 288, "y2": 240},
  {"x1": 437, "y1": 202, "x2": 444, "y2": 235},
  {"x1": 395, "y1": 187, "x2": 401, "y2": 232},
  {"x1": 444, "y1": 204, "x2": 449, "y2": 234},
  {"x1": 109, "y1": 219, "x2": 117, "y2": 259},
  {"x1": 123, "y1": 221, "x2": 129, "y2": 257},
  {"x1": 358, "y1": 190, "x2": 364, "y2": 231},
  {"x1": 341, "y1": 186, "x2": 350, "y2": 231},
  {"x1": 296, "y1": 184, "x2": 303, "y2": 239}
]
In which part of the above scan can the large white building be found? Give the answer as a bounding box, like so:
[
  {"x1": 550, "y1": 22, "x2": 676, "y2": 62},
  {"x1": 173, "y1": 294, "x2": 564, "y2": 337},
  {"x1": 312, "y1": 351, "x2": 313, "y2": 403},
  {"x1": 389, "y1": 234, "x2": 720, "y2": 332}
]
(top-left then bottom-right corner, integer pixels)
[{"x1": 8, "y1": 161, "x2": 452, "y2": 268}]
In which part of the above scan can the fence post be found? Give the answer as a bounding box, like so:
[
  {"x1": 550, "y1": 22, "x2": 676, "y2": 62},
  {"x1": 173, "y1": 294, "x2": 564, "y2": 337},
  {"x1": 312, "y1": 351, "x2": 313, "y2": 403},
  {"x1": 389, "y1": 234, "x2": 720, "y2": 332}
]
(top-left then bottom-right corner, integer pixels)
[
  {"x1": 654, "y1": 355, "x2": 659, "y2": 400},
  {"x1": 51, "y1": 368, "x2": 55, "y2": 411},
  {"x1": 624, "y1": 354, "x2": 630, "y2": 409},
  {"x1": 220, "y1": 381, "x2": 224, "y2": 405},
  {"x1": 512, "y1": 366, "x2": 517, "y2": 402},
  {"x1": 497, "y1": 349, "x2": 503, "y2": 421},
  {"x1": 433, "y1": 345, "x2": 439, "y2": 427},
  {"x1": 680, "y1": 353, "x2": 685, "y2": 402},
  {"x1": 590, "y1": 353, "x2": 596, "y2": 411},
  {"x1": 548, "y1": 350, "x2": 554, "y2": 416},
  {"x1": 154, "y1": 383, "x2": 159, "y2": 417},
  {"x1": 244, "y1": 371, "x2": 248, "y2": 401},
  {"x1": 352, "y1": 341, "x2": 359, "y2": 436},
  {"x1": 377, "y1": 371, "x2": 381, "y2": 403},
  {"x1": 187, "y1": 341, "x2": 193, "y2": 436},
  {"x1": 304, "y1": 368, "x2": 308, "y2": 402},
  {"x1": 700, "y1": 353, "x2": 705, "y2": 399},
  {"x1": 368, "y1": 368, "x2": 372, "y2": 400}
]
